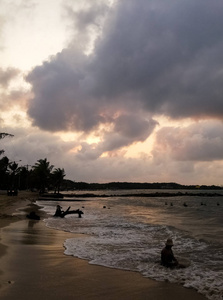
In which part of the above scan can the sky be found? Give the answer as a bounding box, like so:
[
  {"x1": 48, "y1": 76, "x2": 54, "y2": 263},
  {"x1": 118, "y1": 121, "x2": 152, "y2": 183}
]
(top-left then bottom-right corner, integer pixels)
[{"x1": 1, "y1": 0, "x2": 223, "y2": 185}]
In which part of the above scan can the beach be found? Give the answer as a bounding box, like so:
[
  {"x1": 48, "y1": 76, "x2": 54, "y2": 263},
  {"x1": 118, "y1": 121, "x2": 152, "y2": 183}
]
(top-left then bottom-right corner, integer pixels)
[{"x1": 0, "y1": 191, "x2": 207, "y2": 299}]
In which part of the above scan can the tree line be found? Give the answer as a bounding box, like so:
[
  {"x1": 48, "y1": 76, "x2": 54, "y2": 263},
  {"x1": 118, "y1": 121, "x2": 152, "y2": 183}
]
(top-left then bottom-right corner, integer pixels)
[{"x1": 0, "y1": 133, "x2": 65, "y2": 194}]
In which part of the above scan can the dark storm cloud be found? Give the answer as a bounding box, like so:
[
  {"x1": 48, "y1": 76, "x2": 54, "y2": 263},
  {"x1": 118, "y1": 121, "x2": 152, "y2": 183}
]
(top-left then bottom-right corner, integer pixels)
[
  {"x1": 27, "y1": 0, "x2": 223, "y2": 141},
  {"x1": 114, "y1": 114, "x2": 156, "y2": 140},
  {"x1": 27, "y1": 49, "x2": 101, "y2": 132},
  {"x1": 99, "y1": 114, "x2": 158, "y2": 152},
  {"x1": 90, "y1": 0, "x2": 223, "y2": 118}
]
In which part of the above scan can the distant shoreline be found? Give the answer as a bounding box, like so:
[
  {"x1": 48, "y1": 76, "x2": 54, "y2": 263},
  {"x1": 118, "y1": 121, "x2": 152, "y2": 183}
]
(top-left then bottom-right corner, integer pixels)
[
  {"x1": 39, "y1": 190, "x2": 223, "y2": 200},
  {"x1": 63, "y1": 181, "x2": 223, "y2": 191}
]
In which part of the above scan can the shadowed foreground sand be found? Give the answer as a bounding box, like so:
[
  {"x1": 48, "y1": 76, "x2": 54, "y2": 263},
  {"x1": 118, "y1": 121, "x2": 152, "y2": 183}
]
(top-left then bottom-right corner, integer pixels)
[{"x1": 0, "y1": 192, "x2": 207, "y2": 300}]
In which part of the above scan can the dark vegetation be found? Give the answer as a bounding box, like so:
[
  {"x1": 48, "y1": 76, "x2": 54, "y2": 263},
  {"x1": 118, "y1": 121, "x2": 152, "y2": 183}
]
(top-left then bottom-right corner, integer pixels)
[
  {"x1": 65, "y1": 181, "x2": 223, "y2": 191},
  {"x1": 0, "y1": 132, "x2": 66, "y2": 194},
  {"x1": 0, "y1": 156, "x2": 66, "y2": 194}
]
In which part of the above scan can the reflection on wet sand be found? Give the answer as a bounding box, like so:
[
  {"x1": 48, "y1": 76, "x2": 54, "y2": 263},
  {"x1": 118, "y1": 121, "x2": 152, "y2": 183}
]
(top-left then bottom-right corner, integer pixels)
[{"x1": 2, "y1": 219, "x2": 73, "y2": 247}]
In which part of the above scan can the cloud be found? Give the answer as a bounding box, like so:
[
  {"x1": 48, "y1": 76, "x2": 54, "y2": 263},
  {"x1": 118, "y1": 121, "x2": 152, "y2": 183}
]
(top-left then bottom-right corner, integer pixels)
[
  {"x1": 69, "y1": 114, "x2": 158, "y2": 160},
  {"x1": 89, "y1": 0, "x2": 223, "y2": 119},
  {"x1": 2, "y1": 0, "x2": 223, "y2": 187},
  {"x1": 1, "y1": 125, "x2": 152, "y2": 182},
  {"x1": 0, "y1": 67, "x2": 20, "y2": 88},
  {"x1": 64, "y1": 0, "x2": 109, "y2": 34},
  {"x1": 0, "y1": 126, "x2": 157, "y2": 182},
  {"x1": 21, "y1": 0, "x2": 223, "y2": 185},
  {"x1": 0, "y1": 90, "x2": 31, "y2": 112},
  {"x1": 153, "y1": 120, "x2": 223, "y2": 162},
  {"x1": 0, "y1": 67, "x2": 30, "y2": 112},
  {"x1": 2, "y1": 123, "x2": 223, "y2": 185},
  {"x1": 1, "y1": 126, "x2": 76, "y2": 167},
  {"x1": 26, "y1": 49, "x2": 103, "y2": 132},
  {"x1": 27, "y1": 0, "x2": 223, "y2": 139},
  {"x1": 99, "y1": 114, "x2": 158, "y2": 152}
]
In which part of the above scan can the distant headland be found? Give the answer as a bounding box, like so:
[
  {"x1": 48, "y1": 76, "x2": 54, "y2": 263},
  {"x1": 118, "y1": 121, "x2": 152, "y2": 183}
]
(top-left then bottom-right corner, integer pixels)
[
  {"x1": 40, "y1": 181, "x2": 223, "y2": 200},
  {"x1": 63, "y1": 181, "x2": 223, "y2": 191}
]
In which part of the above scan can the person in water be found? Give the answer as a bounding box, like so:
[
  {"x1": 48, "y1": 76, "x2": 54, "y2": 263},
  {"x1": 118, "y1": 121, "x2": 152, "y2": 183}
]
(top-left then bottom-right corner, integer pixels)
[
  {"x1": 54, "y1": 205, "x2": 63, "y2": 216},
  {"x1": 54, "y1": 205, "x2": 70, "y2": 217},
  {"x1": 161, "y1": 238, "x2": 178, "y2": 267}
]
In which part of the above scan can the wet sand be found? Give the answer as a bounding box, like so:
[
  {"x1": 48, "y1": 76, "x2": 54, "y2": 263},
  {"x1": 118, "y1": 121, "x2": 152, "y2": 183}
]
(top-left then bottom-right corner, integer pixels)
[{"x1": 0, "y1": 191, "x2": 207, "y2": 300}]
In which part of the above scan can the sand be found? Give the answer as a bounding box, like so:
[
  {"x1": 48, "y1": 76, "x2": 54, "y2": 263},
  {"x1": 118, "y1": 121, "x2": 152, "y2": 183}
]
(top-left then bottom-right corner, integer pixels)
[{"x1": 0, "y1": 191, "x2": 207, "y2": 300}]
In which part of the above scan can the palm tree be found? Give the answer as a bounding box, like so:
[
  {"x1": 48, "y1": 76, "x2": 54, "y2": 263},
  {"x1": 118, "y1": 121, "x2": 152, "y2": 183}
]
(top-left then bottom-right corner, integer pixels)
[
  {"x1": 52, "y1": 168, "x2": 66, "y2": 194},
  {"x1": 32, "y1": 158, "x2": 54, "y2": 194},
  {"x1": 0, "y1": 156, "x2": 9, "y2": 189},
  {"x1": 7, "y1": 161, "x2": 22, "y2": 194}
]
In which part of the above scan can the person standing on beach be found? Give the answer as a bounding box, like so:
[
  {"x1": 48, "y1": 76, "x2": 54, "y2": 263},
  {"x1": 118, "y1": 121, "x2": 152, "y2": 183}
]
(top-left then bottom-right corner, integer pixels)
[{"x1": 161, "y1": 238, "x2": 178, "y2": 267}]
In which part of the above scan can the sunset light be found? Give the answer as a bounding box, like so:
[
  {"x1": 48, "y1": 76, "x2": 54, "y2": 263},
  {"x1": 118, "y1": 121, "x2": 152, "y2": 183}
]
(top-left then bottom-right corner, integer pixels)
[{"x1": 1, "y1": 0, "x2": 223, "y2": 185}]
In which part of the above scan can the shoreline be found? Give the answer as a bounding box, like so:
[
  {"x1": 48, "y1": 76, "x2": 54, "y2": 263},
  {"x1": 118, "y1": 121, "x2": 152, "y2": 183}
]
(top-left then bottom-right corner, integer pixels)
[
  {"x1": 0, "y1": 191, "x2": 207, "y2": 299},
  {"x1": 39, "y1": 190, "x2": 223, "y2": 201}
]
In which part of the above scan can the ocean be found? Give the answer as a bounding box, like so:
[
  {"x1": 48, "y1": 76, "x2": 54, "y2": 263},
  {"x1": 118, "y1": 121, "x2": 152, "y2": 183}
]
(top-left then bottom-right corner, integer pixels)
[{"x1": 37, "y1": 189, "x2": 223, "y2": 300}]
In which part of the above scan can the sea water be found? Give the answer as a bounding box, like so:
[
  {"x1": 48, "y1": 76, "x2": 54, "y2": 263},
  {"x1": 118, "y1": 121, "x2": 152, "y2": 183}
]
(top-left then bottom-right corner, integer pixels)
[{"x1": 37, "y1": 189, "x2": 223, "y2": 300}]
